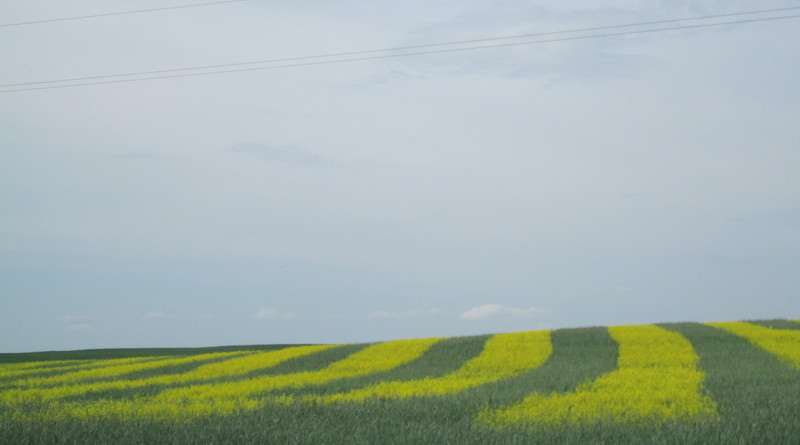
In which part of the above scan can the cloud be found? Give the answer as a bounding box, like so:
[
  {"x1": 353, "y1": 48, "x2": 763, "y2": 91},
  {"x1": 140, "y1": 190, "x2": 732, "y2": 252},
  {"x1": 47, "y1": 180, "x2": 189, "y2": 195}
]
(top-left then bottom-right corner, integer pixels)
[
  {"x1": 458, "y1": 304, "x2": 549, "y2": 321},
  {"x1": 57, "y1": 314, "x2": 91, "y2": 322},
  {"x1": 112, "y1": 151, "x2": 167, "y2": 161},
  {"x1": 67, "y1": 324, "x2": 94, "y2": 332},
  {"x1": 143, "y1": 312, "x2": 168, "y2": 319},
  {"x1": 230, "y1": 142, "x2": 333, "y2": 167},
  {"x1": 254, "y1": 307, "x2": 298, "y2": 320},
  {"x1": 255, "y1": 307, "x2": 279, "y2": 320},
  {"x1": 367, "y1": 308, "x2": 445, "y2": 320}
]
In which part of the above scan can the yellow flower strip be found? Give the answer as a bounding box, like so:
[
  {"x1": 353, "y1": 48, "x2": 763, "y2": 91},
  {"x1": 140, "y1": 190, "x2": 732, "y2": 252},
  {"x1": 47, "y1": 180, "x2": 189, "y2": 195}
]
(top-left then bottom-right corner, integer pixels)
[
  {"x1": 151, "y1": 337, "x2": 441, "y2": 401},
  {"x1": 478, "y1": 325, "x2": 718, "y2": 428},
  {"x1": 0, "y1": 360, "x2": 88, "y2": 372},
  {"x1": 0, "y1": 360, "x2": 92, "y2": 381},
  {"x1": 52, "y1": 337, "x2": 441, "y2": 420},
  {"x1": 10, "y1": 352, "x2": 248, "y2": 389},
  {"x1": 707, "y1": 322, "x2": 800, "y2": 369},
  {"x1": 0, "y1": 356, "x2": 183, "y2": 388},
  {"x1": 304, "y1": 330, "x2": 551, "y2": 403},
  {"x1": 1, "y1": 346, "x2": 333, "y2": 405},
  {"x1": 150, "y1": 345, "x2": 338, "y2": 384}
]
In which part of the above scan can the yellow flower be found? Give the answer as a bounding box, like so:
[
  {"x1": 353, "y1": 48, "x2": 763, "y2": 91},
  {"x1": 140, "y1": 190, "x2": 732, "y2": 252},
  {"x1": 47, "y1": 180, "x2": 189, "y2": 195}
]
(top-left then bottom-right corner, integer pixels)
[
  {"x1": 1, "y1": 346, "x2": 334, "y2": 405},
  {"x1": 44, "y1": 337, "x2": 441, "y2": 421},
  {"x1": 707, "y1": 322, "x2": 800, "y2": 370},
  {"x1": 10, "y1": 352, "x2": 244, "y2": 388},
  {"x1": 477, "y1": 325, "x2": 718, "y2": 429},
  {"x1": 305, "y1": 330, "x2": 552, "y2": 403}
]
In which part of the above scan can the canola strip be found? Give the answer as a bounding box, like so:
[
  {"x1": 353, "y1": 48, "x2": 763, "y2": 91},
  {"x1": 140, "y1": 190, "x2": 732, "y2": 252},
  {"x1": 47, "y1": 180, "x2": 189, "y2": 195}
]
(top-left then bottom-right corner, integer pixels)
[
  {"x1": 0, "y1": 360, "x2": 93, "y2": 381},
  {"x1": 707, "y1": 322, "x2": 800, "y2": 370},
  {"x1": 1, "y1": 356, "x2": 188, "y2": 387},
  {"x1": 51, "y1": 337, "x2": 442, "y2": 420},
  {"x1": 10, "y1": 352, "x2": 248, "y2": 389},
  {"x1": 297, "y1": 330, "x2": 551, "y2": 403},
  {"x1": 1, "y1": 345, "x2": 334, "y2": 405},
  {"x1": 0, "y1": 360, "x2": 89, "y2": 372},
  {"x1": 478, "y1": 325, "x2": 718, "y2": 428}
]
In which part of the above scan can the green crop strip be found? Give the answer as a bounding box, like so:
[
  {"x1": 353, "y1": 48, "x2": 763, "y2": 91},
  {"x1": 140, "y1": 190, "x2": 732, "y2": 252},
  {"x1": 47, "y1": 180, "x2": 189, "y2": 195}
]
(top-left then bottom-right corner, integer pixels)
[
  {"x1": 707, "y1": 322, "x2": 800, "y2": 370},
  {"x1": 0, "y1": 360, "x2": 93, "y2": 383},
  {"x1": 0, "y1": 345, "x2": 295, "y2": 364},
  {"x1": 1, "y1": 321, "x2": 798, "y2": 444},
  {"x1": 242, "y1": 343, "x2": 368, "y2": 377},
  {"x1": 746, "y1": 319, "x2": 800, "y2": 330},
  {"x1": 477, "y1": 325, "x2": 717, "y2": 429},
  {"x1": 0, "y1": 356, "x2": 187, "y2": 389},
  {"x1": 282, "y1": 335, "x2": 492, "y2": 397},
  {"x1": 278, "y1": 330, "x2": 552, "y2": 404},
  {"x1": 39, "y1": 337, "x2": 442, "y2": 421},
  {"x1": 664, "y1": 323, "x2": 800, "y2": 443},
  {"x1": 0, "y1": 346, "x2": 344, "y2": 410}
]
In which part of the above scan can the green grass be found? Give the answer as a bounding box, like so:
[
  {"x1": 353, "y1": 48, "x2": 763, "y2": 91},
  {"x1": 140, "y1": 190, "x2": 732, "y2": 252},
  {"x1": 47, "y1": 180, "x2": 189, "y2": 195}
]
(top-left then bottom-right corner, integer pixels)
[{"x1": 1, "y1": 320, "x2": 798, "y2": 444}]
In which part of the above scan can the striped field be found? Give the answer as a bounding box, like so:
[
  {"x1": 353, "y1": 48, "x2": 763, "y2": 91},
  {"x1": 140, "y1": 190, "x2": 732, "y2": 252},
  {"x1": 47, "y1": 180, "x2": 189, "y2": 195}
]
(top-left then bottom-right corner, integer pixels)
[{"x1": 1, "y1": 320, "x2": 798, "y2": 444}]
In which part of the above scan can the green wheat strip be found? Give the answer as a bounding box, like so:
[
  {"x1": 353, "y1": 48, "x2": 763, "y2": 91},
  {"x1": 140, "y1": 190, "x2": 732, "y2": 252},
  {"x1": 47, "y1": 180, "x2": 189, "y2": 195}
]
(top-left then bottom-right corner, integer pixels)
[
  {"x1": 291, "y1": 330, "x2": 551, "y2": 404},
  {"x1": 9, "y1": 352, "x2": 250, "y2": 389},
  {"x1": 477, "y1": 325, "x2": 718, "y2": 429},
  {"x1": 49, "y1": 337, "x2": 442, "y2": 420},
  {"x1": 706, "y1": 322, "x2": 800, "y2": 370},
  {"x1": 0, "y1": 346, "x2": 334, "y2": 405},
  {"x1": 1, "y1": 356, "x2": 189, "y2": 388},
  {"x1": 0, "y1": 360, "x2": 93, "y2": 381}
]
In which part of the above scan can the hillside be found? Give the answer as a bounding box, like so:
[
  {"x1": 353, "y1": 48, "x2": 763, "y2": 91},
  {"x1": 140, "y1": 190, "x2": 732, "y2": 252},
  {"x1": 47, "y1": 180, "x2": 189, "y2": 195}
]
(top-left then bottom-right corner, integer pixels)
[{"x1": 1, "y1": 320, "x2": 798, "y2": 444}]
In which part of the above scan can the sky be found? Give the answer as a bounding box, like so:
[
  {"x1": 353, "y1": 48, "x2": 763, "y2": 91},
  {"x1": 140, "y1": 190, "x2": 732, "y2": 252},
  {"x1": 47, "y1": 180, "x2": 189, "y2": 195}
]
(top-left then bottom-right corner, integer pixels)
[{"x1": 1, "y1": 1, "x2": 799, "y2": 353}]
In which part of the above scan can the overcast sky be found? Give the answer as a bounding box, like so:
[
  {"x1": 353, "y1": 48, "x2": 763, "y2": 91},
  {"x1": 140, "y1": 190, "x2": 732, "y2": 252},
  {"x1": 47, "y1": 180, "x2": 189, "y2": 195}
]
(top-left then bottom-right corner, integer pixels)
[{"x1": 1, "y1": 1, "x2": 799, "y2": 353}]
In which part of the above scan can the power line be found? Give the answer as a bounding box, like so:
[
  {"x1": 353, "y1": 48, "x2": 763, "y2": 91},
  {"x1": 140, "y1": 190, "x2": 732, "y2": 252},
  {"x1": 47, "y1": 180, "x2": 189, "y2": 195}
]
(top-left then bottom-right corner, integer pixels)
[
  {"x1": 3, "y1": 6, "x2": 798, "y2": 90},
  {"x1": 2, "y1": 12, "x2": 799, "y2": 93},
  {"x1": 0, "y1": 0, "x2": 248, "y2": 28}
]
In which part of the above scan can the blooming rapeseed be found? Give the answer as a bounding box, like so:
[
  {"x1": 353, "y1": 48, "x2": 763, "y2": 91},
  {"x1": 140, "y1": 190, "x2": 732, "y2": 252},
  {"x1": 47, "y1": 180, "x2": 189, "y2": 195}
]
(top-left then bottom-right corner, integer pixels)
[
  {"x1": 707, "y1": 322, "x2": 800, "y2": 370},
  {"x1": 302, "y1": 330, "x2": 551, "y2": 403},
  {"x1": 477, "y1": 325, "x2": 718, "y2": 429},
  {"x1": 10, "y1": 352, "x2": 246, "y2": 388},
  {"x1": 45, "y1": 337, "x2": 441, "y2": 420},
  {"x1": 1, "y1": 356, "x2": 181, "y2": 389},
  {"x1": 0, "y1": 346, "x2": 333, "y2": 406},
  {"x1": 0, "y1": 360, "x2": 92, "y2": 383}
]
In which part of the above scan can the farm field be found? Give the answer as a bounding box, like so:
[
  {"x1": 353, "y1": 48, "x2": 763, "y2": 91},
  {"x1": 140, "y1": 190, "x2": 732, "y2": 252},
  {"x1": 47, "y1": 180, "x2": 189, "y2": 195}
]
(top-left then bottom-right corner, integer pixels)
[{"x1": 1, "y1": 320, "x2": 798, "y2": 444}]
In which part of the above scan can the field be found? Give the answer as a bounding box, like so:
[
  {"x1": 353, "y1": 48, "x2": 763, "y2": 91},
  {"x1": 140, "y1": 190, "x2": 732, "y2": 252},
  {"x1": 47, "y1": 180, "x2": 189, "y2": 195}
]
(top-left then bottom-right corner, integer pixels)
[{"x1": 1, "y1": 320, "x2": 798, "y2": 444}]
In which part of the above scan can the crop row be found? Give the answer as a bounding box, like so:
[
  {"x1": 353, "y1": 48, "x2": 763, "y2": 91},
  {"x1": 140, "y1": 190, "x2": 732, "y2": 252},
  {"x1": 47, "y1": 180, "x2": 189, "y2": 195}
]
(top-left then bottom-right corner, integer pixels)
[{"x1": 1, "y1": 321, "x2": 797, "y2": 430}]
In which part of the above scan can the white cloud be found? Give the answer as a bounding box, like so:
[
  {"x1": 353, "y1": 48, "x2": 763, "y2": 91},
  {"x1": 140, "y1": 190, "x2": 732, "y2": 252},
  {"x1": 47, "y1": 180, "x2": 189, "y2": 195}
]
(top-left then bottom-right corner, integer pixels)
[
  {"x1": 367, "y1": 311, "x2": 396, "y2": 320},
  {"x1": 143, "y1": 312, "x2": 168, "y2": 319},
  {"x1": 255, "y1": 307, "x2": 279, "y2": 320},
  {"x1": 230, "y1": 142, "x2": 334, "y2": 168},
  {"x1": 458, "y1": 304, "x2": 549, "y2": 321},
  {"x1": 367, "y1": 308, "x2": 445, "y2": 320},
  {"x1": 67, "y1": 323, "x2": 94, "y2": 332},
  {"x1": 254, "y1": 307, "x2": 298, "y2": 320},
  {"x1": 58, "y1": 314, "x2": 90, "y2": 322}
]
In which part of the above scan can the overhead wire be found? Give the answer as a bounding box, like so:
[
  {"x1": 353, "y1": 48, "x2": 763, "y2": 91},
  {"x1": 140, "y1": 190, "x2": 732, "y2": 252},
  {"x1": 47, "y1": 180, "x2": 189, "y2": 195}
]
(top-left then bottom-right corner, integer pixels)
[
  {"x1": 1, "y1": 9, "x2": 799, "y2": 93},
  {"x1": 0, "y1": 0, "x2": 248, "y2": 28},
  {"x1": 2, "y1": 6, "x2": 800, "y2": 91}
]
